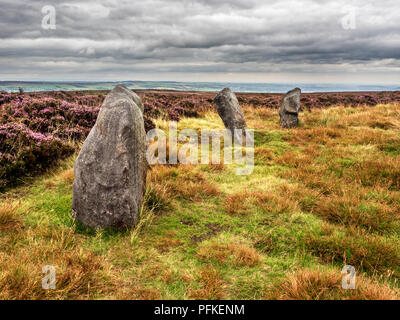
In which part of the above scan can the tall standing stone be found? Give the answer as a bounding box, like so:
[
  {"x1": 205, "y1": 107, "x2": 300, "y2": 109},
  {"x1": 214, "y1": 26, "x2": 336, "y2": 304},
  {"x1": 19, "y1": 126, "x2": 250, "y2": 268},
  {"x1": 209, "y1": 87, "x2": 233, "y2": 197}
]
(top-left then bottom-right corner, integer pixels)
[
  {"x1": 279, "y1": 88, "x2": 301, "y2": 128},
  {"x1": 72, "y1": 85, "x2": 147, "y2": 230},
  {"x1": 114, "y1": 84, "x2": 144, "y2": 114},
  {"x1": 214, "y1": 88, "x2": 246, "y2": 142}
]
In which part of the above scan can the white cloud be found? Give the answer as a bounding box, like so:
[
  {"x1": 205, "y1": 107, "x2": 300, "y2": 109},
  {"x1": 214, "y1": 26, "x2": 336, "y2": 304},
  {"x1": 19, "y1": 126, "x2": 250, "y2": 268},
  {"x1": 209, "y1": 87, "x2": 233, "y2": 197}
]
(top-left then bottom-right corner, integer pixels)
[
  {"x1": 0, "y1": 0, "x2": 399, "y2": 83},
  {"x1": 61, "y1": 2, "x2": 111, "y2": 19}
]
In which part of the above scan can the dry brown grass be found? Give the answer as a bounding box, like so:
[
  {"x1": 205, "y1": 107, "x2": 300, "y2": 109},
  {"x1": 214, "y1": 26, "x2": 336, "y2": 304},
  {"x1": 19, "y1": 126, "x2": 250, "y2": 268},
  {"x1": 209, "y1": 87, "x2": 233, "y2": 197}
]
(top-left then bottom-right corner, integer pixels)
[
  {"x1": 284, "y1": 127, "x2": 342, "y2": 146},
  {"x1": 0, "y1": 222, "x2": 120, "y2": 300},
  {"x1": 1, "y1": 104, "x2": 399, "y2": 300},
  {"x1": 254, "y1": 234, "x2": 276, "y2": 254},
  {"x1": 343, "y1": 106, "x2": 400, "y2": 130},
  {"x1": 242, "y1": 106, "x2": 280, "y2": 130},
  {"x1": 0, "y1": 201, "x2": 21, "y2": 231},
  {"x1": 144, "y1": 183, "x2": 172, "y2": 213},
  {"x1": 301, "y1": 104, "x2": 400, "y2": 131},
  {"x1": 224, "y1": 191, "x2": 297, "y2": 215},
  {"x1": 254, "y1": 147, "x2": 275, "y2": 164},
  {"x1": 189, "y1": 268, "x2": 227, "y2": 299},
  {"x1": 304, "y1": 225, "x2": 400, "y2": 277},
  {"x1": 43, "y1": 180, "x2": 56, "y2": 189},
  {"x1": 58, "y1": 168, "x2": 74, "y2": 185},
  {"x1": 278, "y1": 128, "x2": 400, "y2": 205},
  {"x1": 180, "y1": 272, "x2": 195, "y2": 283},
  {"x1": 266, "y1": 268, "x2": 400, "y2": 300},
  {"x1": 197, "y1": 242, "x2": 261, "y2": 267},
  {"x1": 116, "y1": 285, "x2": 161, "y2": 300},
  {"x1": 279, "y1": 107, "x2": 400, "y2": 198},
  {"x1": 346, "y1": 128, "x2": 399, "y2": 146},
  {"x1": 277, "y1": 150, "x2": 315, "y2": 169},
  {"x1": 148, "y1": 165, "x2": 219, "y2": 201},
  {"x1": 277, "y1": 182, "x2": 319, "y2": 213},
  {"x1": 282, "y1": 175, "x2": 399, "y2": 232},
  {"x1": 312, "y1": 192, "x2": 400, "y2": 232},
  {"x1": 349, "y1": 157, "x2": 400, "y2": 189},
  {"x1": 224, "y1": 193, "x2": 251, "y2": 215},
  {"x1": 53, "y1": 251, "x2": 108, "y2": 298},
  {"x1": 207, "y1": 163, "x2": 225, "y2": 172},
  {"x1": 0, "y1": 246, "x2": 112, "y2": 299},
  {"x1": 160, "y1": 269, "x2": 174, "y2": 284},
  {"x1": 156, "y1": 232, "x2": 183, "y2": 253}
]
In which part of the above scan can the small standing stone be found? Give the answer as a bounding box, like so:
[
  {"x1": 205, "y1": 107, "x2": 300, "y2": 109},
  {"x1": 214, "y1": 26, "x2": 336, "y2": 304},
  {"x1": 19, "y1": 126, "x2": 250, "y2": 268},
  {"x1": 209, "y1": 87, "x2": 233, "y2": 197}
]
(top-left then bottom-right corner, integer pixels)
[
  {"x1": 214, "y1": 88, "x2": 246, "y2": 142},
  {"x1": 279, "y1": 88, "x2": 301, "y2": 128},
  {"x1": 72, "y1": 85, "x2": 147, "y2": 230}
]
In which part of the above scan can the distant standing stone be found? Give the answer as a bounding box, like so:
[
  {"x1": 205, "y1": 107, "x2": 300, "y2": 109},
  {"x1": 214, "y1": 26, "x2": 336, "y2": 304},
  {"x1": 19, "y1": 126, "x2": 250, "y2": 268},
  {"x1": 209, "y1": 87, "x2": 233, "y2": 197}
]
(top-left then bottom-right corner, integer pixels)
[
  {"x1": 279, "y1": 88, "x2": 301, "y2": 128},
  {"x1": 214, "y1": 88, "x2": 246, "y2": 142},
  {"x1": 72, "y1": 85, "x2": 147, "y2": 230}
]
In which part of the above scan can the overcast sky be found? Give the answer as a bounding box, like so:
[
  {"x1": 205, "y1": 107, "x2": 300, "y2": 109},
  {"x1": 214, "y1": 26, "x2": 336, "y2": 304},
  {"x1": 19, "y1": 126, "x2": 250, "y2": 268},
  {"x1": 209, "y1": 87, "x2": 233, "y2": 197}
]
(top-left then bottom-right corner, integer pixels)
[{"x1": 0, "y1": 0, "x2": 399, "y2": 84}]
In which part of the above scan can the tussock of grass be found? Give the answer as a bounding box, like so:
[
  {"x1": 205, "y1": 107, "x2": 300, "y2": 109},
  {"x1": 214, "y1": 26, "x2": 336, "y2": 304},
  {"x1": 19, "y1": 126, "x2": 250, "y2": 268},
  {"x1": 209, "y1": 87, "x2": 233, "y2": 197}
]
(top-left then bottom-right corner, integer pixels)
[
  {"x1": 197, "y1": 237, "x2": 261, "y2": 267},
  {"x1": 58, "y1": 168, "x2": 74, "y2": 185},
  {"x1": 283, "y1": 127, "x2": 342, "y2": 146},
  {"x1": 189, "y1": 268, "x2": 227, "y2": 300},
  {"x1": 156, "y1": 231, "x2": 183, "y2": 253},
  {"x1": 148, "y1": 165, "x2": 219, "y2": 201},
  {"x1": 266, "y1": 268, "x2": 400, "y2": 300},
  {"x1": 206, "y1": 163, "x2": 225, "y2": 172},
  {"x1": 144, "y1": 184, "x2": 172, "y2": 213},
  {"x1": 0, "y1": 238, "x2": 112, "y2": 299},
  {"x1": 0, "y1": 201, "x2": 21, "y2": 231},
  {"x1": 351, "y1": 157, "x2": 400, "y2": 189},
  {"x1": 303, "y1": 225, "x2": 400, "y2": 276},
  {"x1": 224, "y1": 191, "x2": 297, "y2": 215},
  {"x1": 312, "y1": 193, "x2": 399, "y2": 233},
  {"x1": 129, "y1": 190, "x2": 158, "y2": 244},
  {"x1": 254, "y1": 147, "x2": 275, "y2": 165}
]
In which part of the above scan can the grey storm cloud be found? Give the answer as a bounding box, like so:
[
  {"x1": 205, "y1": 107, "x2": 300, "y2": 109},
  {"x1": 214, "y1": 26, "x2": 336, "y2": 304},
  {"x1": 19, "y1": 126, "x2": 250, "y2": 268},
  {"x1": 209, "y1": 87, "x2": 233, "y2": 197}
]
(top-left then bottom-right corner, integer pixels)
[{"x1": 0, "y1": 0, "x2": 399, "y2": 82}]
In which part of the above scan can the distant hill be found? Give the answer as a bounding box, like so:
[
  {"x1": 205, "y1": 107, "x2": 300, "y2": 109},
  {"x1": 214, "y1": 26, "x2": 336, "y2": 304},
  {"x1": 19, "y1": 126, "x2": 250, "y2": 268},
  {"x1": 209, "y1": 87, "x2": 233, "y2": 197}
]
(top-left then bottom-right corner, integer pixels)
[{"x1": 0, "y1": 80, "x2": 398, "y2": 93}]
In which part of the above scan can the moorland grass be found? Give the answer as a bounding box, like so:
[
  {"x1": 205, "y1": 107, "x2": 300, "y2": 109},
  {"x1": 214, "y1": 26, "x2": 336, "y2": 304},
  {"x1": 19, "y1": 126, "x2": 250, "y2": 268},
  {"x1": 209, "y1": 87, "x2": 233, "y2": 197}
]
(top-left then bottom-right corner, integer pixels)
[{"x1": 0, "y1": 103, "x2": 399, "y2": 299}]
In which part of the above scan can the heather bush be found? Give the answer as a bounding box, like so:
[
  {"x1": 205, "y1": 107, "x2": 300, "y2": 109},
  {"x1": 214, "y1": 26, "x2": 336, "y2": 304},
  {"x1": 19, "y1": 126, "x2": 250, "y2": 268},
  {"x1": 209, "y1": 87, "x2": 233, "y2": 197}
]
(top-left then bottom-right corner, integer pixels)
[
  {"x1": 1, "y1": 97, "x2": 99, "y2": 140},
  {"x1": 0, "y1": 89, "x2": 399, "y2": 189},
  {"x1": 0, "y1": 93, "x2": 101, "y2": 188},
  {"x1": 0, "y1": 91, "x2": 162, "y2": 188},
  {"x1": 237, "y1": 91, "x2": 400, "y2": 109},
  {"x1": 142, "y1": 93, "x2": 210, "y2": 121},
  {"x1": 0, "y1": 122, "x2": 74, "y2": 188}
]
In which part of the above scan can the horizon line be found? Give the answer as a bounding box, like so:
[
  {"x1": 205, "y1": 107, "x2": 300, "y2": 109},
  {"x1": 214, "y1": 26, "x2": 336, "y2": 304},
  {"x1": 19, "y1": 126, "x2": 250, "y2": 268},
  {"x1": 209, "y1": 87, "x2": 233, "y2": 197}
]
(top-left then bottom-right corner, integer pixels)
[{"x1": 0, "y1": 79, "x2": 399, "y2": 87}]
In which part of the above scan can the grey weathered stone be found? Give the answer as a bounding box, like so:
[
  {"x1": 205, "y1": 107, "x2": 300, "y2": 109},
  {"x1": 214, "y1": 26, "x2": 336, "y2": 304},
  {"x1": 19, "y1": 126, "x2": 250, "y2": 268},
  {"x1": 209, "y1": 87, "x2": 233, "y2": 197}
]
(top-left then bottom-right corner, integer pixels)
[
  {"x1": 214, "y1": 88, "x2": 246, "y2": 142},
  {"x1": 279, "y1": 88, "x2": 301, "y2": 128},
  {"x1": 114, "y1": 84, "x2": 144, "y2": 114},
  {"x1": 72, "y1": 85, "x2": 147, "y2": 230},
  {"x1": 214, "y1": 88, "x2": 246, "y2": 130}
]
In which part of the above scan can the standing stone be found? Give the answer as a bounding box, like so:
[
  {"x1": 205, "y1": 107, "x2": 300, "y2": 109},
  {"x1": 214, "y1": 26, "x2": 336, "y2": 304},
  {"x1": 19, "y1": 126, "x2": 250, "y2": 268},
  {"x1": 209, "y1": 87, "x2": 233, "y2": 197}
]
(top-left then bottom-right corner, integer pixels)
[
  {"x1": 72, "y1": 85, "x2": 147, "y2": 230},
  {"x1": 114, "y1": 84, "x2": 144, "y2": 114},
  {"x1": 214, "y1": 88, "x2": 246, "y2": 142},
  {"x1": 279, "y1": 88, "x2": 301, "y2": 128}
]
